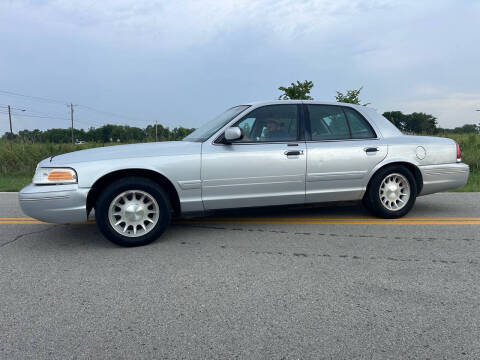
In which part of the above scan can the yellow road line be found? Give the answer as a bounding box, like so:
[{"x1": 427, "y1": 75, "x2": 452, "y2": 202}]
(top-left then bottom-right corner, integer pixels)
[
  {"x1": 0, "y1": 217, "x2": 43, "y2": 221},
  {"x1": 3, "y1": 217, "x2": 480, "y2": 221},
  {"x1": 1, "y1": 217, "x2": 480, "y2": 225},
  {"x1": 176, "y1": 220, "x2": 480, "y2": 225},
  {"x1": 0, "y1": 221, "x2": 47, "y2": 224},
  {"x1": 178, "y1": 217, "x2": 480, "y2": 222}
]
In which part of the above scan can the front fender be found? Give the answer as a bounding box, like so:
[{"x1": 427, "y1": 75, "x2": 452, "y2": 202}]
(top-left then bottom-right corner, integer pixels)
[{"x1": 72, "y1": 154, "x2": 203, "y2": 213}]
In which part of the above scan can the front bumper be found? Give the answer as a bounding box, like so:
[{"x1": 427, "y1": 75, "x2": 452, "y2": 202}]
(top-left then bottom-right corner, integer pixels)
[
  {"x1": 18, "y1": 184, "x2": 90, "y2": 223},
  {"x1": 419, "y1": 163, "x2": 469, "y2": 196}
]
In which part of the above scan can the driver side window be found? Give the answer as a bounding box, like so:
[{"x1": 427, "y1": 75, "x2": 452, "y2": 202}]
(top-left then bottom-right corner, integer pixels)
[{"x1": 233, "y1": 105, "x2": 298, "y2": 143}]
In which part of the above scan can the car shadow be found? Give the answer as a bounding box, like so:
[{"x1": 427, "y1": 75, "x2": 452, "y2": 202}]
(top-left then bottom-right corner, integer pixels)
[{"x1": 185, "y1": 201, "x2": 371, "y2": 220}]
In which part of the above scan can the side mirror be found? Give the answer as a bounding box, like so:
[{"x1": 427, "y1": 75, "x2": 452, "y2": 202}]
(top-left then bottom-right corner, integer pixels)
[{"x1": 224, "y1": 127, "x2": 243, "y2": 142}]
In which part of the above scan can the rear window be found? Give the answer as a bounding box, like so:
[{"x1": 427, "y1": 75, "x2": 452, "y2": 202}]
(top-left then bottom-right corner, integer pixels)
[{"x1": 343, "y1": 107, "x2": 376, "y2": 139}]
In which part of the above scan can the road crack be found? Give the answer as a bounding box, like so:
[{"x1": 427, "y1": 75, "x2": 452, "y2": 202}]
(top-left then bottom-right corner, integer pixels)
[
  {"x1": 0, "y1": 225, "x2": 60, "y2": 248},
  {"x1": 179, "y1": 224, "x2": 479, "y2": 243}
]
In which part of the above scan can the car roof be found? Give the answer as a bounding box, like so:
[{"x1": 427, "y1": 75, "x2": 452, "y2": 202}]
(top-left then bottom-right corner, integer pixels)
[
  {"x1": 238, "y1": 100, "x2": 402, "y2": 138},
  {"x1": 242, "y1": 100, "x2": 374, "y2": 111}
]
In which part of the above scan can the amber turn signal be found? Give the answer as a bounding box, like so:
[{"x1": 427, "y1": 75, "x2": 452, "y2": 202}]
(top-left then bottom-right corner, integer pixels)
[{"x1": 47, "y1": 171, "x2": 75, "y2": 181}]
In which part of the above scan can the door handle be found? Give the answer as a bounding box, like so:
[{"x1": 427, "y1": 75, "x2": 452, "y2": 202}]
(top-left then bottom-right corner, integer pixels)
[
  {"x1": 364, "y1": 147, "x2": 379, "y2": 153},
  {"x1": 284, "y1": 150, "x2": 304, "y2": 156}
]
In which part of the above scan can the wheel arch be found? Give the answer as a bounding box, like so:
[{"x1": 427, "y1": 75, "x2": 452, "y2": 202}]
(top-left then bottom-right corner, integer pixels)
[
  {"x1": 365, "y1": 161, "x2": 423, "y2": 197},
  {"x1": 86, "y1": 169, "x2": 181, "y2": 217}
]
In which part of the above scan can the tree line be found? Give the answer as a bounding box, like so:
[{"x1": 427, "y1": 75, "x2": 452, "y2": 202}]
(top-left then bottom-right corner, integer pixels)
[
  {"x1": 2, "y1": 124, "x2": 195, "y2": 143},
  {"x1": 2, "y1": 81, "x2": 479, "y2": 143},
  {"x1": 278, "y1": 81, "x2": 479, "y2": 135}
]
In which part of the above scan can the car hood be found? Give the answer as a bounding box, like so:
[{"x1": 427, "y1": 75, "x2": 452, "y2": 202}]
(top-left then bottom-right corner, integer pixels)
[{"x1": 41, "y1": 141, "x2": 201, "y2": 166}]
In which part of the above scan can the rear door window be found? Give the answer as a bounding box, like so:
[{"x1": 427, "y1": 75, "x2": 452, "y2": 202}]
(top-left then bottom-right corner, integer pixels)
[
  {"x1": 307, "y1": 105, "x2": 350, "y2": 140},
  {"x1": 343, "y1": 107, "x2": 376, "y2": 139}
]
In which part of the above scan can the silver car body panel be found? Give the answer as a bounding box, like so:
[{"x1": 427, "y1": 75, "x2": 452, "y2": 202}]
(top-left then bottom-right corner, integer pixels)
[
  {"x1": 19, "y1": 184, "x2": 89, "y2": 223},
  {"x1": 305, "y1": 138, "x2": 388, "y2": 203},
  {"x1": 201, "y1": 141, "x2": 307, "y2": 210},
  {"x1": 36, "y1": 141, "x2": 204, "y2": 214},
  {"x1": 19, "y1": 100, "x2": 469, "y2": 223},
  {"x1": 418, "y1": 163, "x2": 469, "y2": 196}
]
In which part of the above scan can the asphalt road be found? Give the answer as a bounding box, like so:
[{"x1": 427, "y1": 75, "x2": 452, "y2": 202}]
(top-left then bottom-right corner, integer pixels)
[{"x1": 1, "y1": 192, "x2": 480, "y2": 359}]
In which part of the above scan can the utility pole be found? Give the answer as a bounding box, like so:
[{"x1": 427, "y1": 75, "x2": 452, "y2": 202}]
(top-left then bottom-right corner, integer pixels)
[
  {"x1": 8, "y1": 105, "x2": 12, "y2": 135},
  {"x1": 155, "y1": 120, "x2": 158, "y2": 142},
  {"x1": 70, "y1": 103, "x2": 74, "y2": 144}
]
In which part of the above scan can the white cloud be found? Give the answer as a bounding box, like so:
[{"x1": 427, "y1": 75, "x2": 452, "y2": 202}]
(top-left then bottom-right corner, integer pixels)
[
  {"x1": 2, "y1": 0, "x2": 403, "y2": 48},
  {"x1": 0, "y1": 0, "x2": 479, "y2": 133}
]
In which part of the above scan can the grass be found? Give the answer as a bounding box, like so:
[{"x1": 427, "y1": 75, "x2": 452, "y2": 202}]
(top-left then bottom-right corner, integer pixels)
[
  {"x1": 0, "y1": 174, "x2": 32, "y2": 192},
  {"x1": 440, "y1": 133, "x2": 480, "y2": 172},
  {"x1": 1, "y1": 134, "x2": 479, "y2": 192},
  {"x1": 0, "y1": 141, "x2": 117, "y2": 191},
  {"x1": 448, "y1": 171, "x2": 480, "y2": 192}
]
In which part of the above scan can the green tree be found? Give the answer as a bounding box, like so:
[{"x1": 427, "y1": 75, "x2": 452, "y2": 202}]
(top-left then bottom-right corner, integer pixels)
[
  {"x1": 335, "y1": 86, "x2": 370, "y2": 106},
  {"x1": 278, "y1": 80, "x2": 314, "y2": 100},
  {"x1": 450, "y1": 124, "x2": 480, "y2": 134},
  {"x1": 383, "y1": 111, "x2": 409, "y2": 132},
  {"x1": 383, "y1": 111, "x2": 438, "y2": 134},
  {"x1": 407, "y1": 112, "x2": 437, "y2": 134}
]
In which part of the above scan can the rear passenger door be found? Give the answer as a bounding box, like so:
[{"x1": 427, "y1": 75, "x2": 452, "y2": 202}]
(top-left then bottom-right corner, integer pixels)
[{"x1": 305, "y1": 105, "x2": 387, "y2": 202}]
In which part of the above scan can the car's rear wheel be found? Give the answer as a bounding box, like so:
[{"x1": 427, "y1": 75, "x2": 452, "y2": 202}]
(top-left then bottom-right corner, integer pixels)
[
  {"x1": 363, "y1": 165, "x2": 417, "y2": 218},
  {"x1": 95, "y1": 177, "x2": 171, "y2": 246}
]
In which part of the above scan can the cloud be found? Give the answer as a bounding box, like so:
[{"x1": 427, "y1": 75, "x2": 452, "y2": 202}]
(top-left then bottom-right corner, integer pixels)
[
  {"x1": 2, "y1": 0, "x2": 403, "y2": 48},
  {"x1": 0, "y1": 0, "x2": 479, "y2": 133}
]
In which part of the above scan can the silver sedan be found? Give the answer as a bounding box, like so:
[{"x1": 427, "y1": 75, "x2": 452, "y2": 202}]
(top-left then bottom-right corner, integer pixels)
[{"x1": 19, "y1": 101, "x2": 469, "y2": 246}]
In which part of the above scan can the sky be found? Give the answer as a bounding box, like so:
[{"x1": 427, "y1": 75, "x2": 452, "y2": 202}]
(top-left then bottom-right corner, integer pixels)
[{"x1": 0, "y1": 0, "x2": 479, "y2": 134}]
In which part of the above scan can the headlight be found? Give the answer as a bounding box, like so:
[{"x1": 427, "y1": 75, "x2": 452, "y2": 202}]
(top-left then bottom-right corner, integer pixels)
[{"x1": 33, "y1": 167, "x2": 78, "y2": 185}]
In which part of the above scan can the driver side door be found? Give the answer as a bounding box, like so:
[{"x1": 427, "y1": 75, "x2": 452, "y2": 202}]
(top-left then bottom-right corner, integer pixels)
[{"x1": 201, "y1": 104, "x2": 306, "y2": 210}]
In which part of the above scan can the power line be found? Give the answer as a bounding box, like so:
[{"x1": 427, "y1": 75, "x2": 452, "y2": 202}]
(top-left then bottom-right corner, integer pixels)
[
  {"x1": 0, "y1": 90, "x2": 68, "y2": 105},
  {"x1": 0, "y1": 89, "x2": 154, "y2": 125},
  {"x1": 0, "y1": 104, "x2": 26, "y2": 111},
  {"x1": 0, "y1": 89, "x2": 163, "y2": 135},
  {"x1": 0, "y1": 102, "x2": 72, "y2": 118},
  {"x1": 0, "y1": 110, "x2": 132, "y2": 130},
  {"x1": 0, "y1": 109, "x2": 118, "y2": 127},
  {"x1": 76, "y1": 104, "x2": 153, "y2": 124},
  {"x1": 4, "y1": 112, "x2": 70, "y2": 121}
]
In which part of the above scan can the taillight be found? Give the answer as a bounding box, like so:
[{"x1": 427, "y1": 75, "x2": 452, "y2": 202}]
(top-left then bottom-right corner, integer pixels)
[{"x1": 456, "y1": 142, "x2": 461, "y2": 162}]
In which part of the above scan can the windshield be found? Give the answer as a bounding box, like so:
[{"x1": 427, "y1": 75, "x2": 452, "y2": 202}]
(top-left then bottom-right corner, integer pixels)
[{"x1": 183, "y1": 105, "x2": 250, "y2": 142}]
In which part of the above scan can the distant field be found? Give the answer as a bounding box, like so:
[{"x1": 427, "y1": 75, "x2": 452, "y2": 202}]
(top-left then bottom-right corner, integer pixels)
[
  {"x1": 441, "y1": 133, "x2": 480, "y2": 192},
  {"x1": 0, "y1": 141, "x2": 118, "y2": 191},
  {"x1": 0, "y1": 174, "x2": 32, "y2": 192},
  {"x1": 0, "y1": 134, "x2": 479, "y2": 192}
]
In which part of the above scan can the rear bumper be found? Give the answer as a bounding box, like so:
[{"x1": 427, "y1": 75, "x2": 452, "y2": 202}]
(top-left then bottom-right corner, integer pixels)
[
  {"x1": 419, "y1": 163, "x2": 469, "y2": 196},
  {"x1": 18, "y1": 184, "x2": 89, "y2": 223}
]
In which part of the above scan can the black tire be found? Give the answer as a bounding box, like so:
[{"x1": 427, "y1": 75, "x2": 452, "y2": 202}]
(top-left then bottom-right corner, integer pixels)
[
  {"x1": 95, "y1": 177, "x2": 171, "y2": 247},
  {"x1": 363, "y1": 165, "x2": 417, "y2": 219}
]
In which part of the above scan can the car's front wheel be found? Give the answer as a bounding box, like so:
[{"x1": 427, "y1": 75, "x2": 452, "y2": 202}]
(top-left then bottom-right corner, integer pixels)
[
  {"x1": 363, "y1": 165, "x2": 417, "y2": 218},
  {"x1": 95, "y1": 177, "x2": 171, "y2": 246}
]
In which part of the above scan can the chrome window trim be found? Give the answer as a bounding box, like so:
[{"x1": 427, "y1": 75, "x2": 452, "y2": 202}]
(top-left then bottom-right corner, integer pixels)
[
  {"x1": 304, "y1": 137, "x2": 380, "y2": 144},
  {"x1": 212, "y1": 140, "x2": 304, "y2": 147}
]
